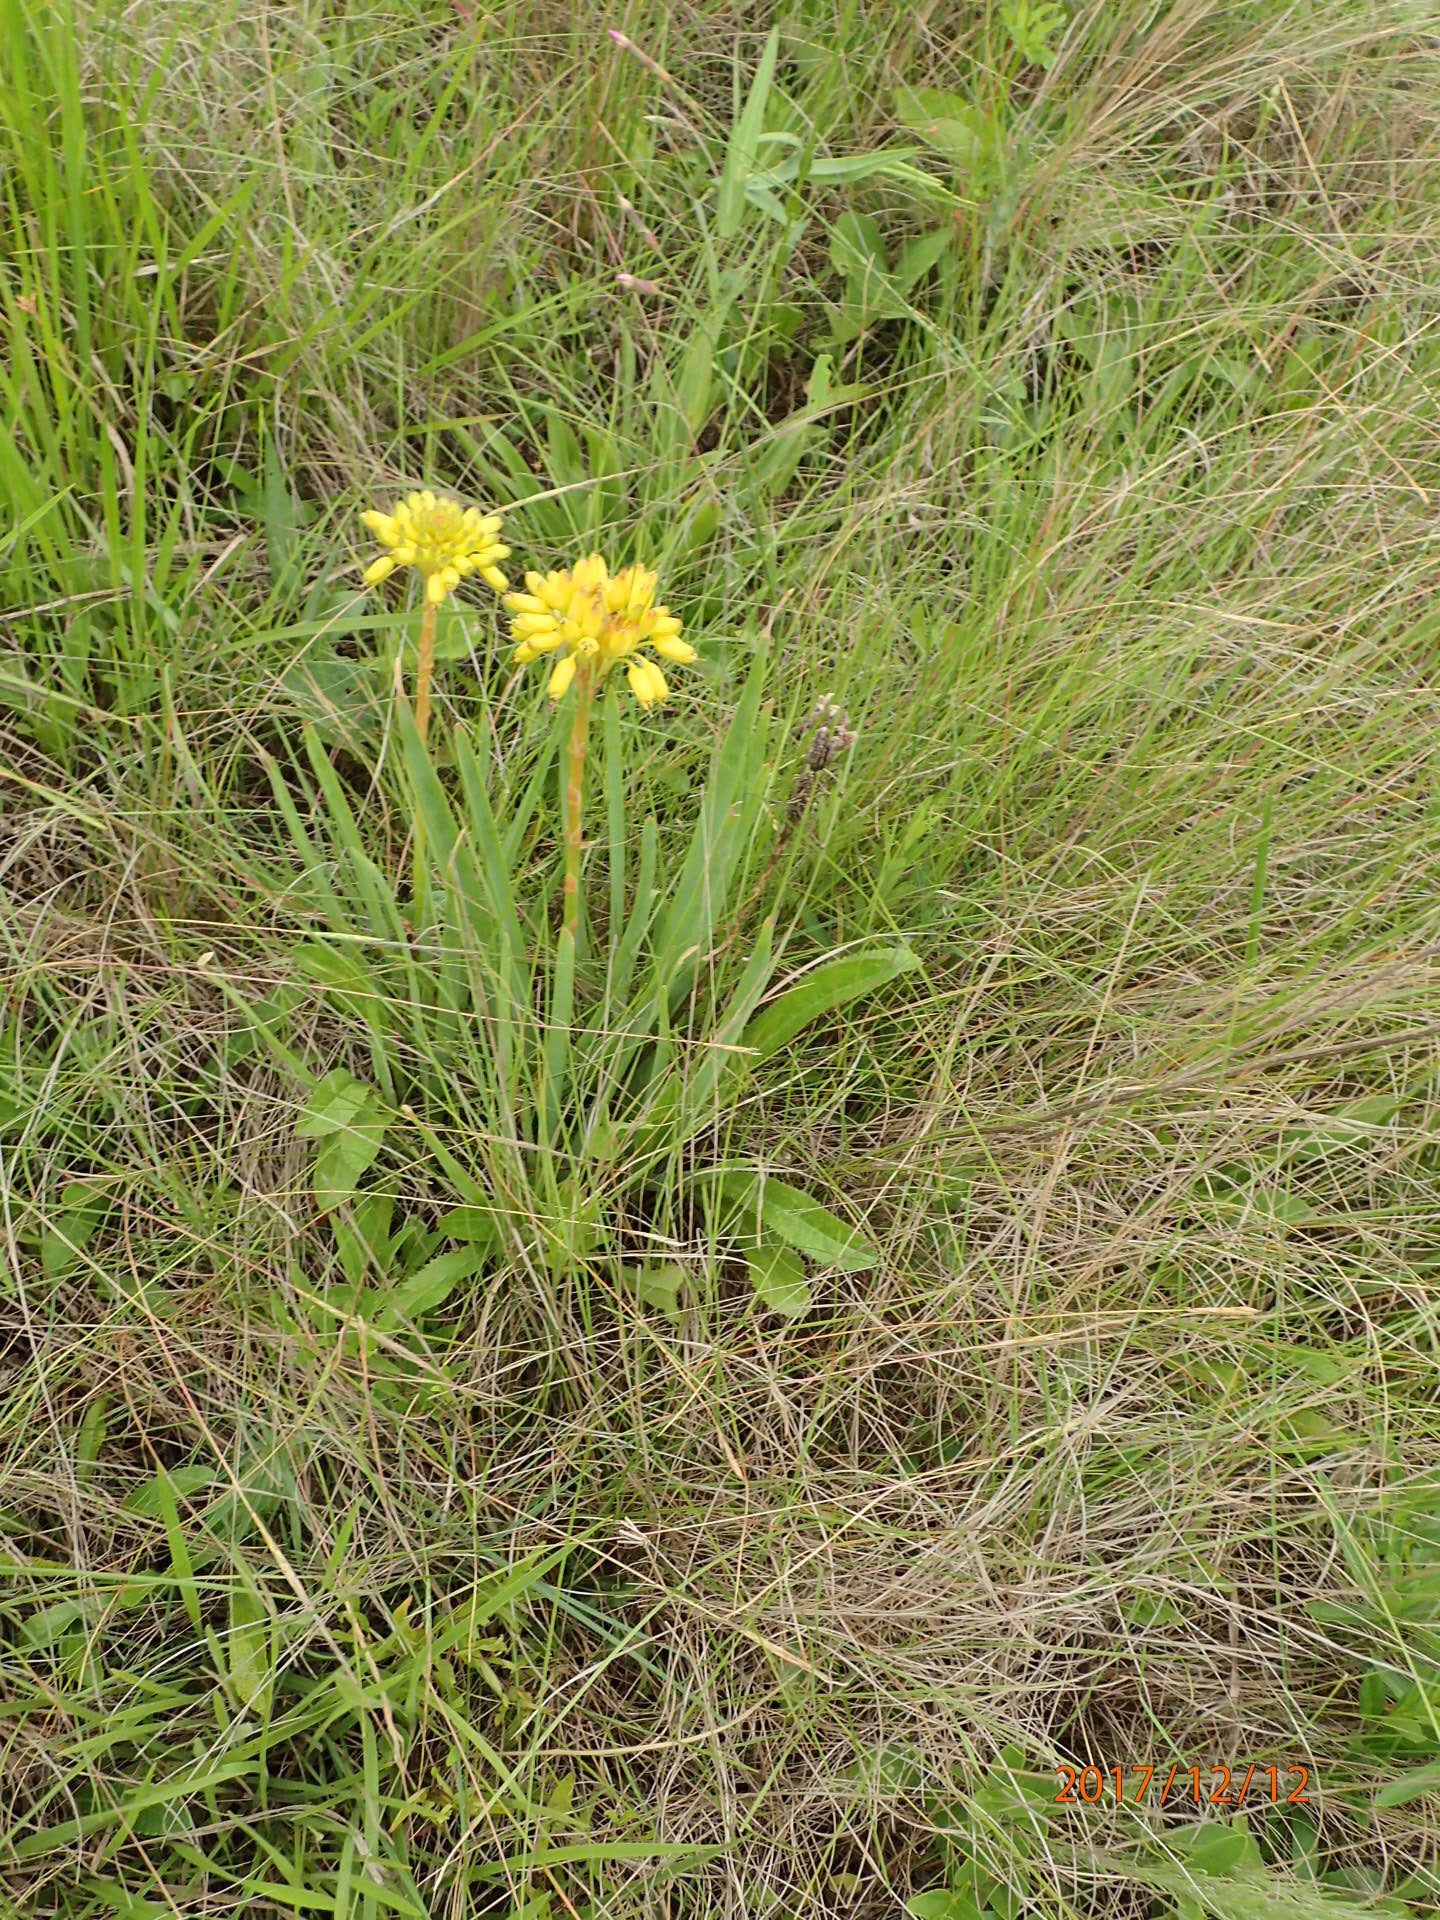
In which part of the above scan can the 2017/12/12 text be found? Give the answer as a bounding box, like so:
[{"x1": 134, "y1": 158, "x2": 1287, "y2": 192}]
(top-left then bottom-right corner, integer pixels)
[{"x1": 1055, "y1": 1764, "x2": 1311, "y2": 1807}]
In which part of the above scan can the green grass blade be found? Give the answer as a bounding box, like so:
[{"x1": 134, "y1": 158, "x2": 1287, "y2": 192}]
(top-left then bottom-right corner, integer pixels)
[{"x1": 717, "y1": 27, "x2": 780, "y2": 239}]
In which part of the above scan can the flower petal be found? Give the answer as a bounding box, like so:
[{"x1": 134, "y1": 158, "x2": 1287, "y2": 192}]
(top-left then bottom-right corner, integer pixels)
[
  {"x1": 650, "y1": 634, "x2": 696, "y2": 664},
  {"x1": 627, "y1": 567, "x2": 657, "y2": 614},
  {"x1": 547, "y1": 655, "x2": 577, "y2": 701},
  {"x1": 363, "y1": 555, "x2": 397, "y2": 584}
]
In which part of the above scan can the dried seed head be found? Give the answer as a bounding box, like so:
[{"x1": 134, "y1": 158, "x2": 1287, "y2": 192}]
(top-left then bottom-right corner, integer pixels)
[
  {"x1": 804, "y1": 696, "x2": 856, "y2": 771},
  {"x1": 789, "y1": 692, "x2": 856, "y2": 818}
]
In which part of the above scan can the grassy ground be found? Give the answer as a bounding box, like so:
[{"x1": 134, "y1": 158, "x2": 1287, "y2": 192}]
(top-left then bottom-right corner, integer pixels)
[{"x1": 4, "y1": 0, "x2": 1440, "y2": 1914}]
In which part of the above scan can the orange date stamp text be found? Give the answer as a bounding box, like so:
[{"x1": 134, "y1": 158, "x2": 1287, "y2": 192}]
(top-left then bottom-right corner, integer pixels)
[{"x1": 1055, "y1": 1764, "x2": 1312, "y2": 1807}]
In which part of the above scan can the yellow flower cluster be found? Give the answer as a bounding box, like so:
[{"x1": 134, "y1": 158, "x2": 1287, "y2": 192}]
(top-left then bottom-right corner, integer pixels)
[
  {"x1": 504, "y1": 553, "x2": 694, "y2": 706},
  {"x1": 360, "y1": 493, "x2": 696, "y2": 708},
  {"x1": 361, "y1": 492, "x2": 509, "y2": 606}
]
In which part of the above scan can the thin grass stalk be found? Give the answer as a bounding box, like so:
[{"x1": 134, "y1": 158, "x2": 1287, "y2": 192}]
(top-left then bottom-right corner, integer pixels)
[
  {"x1": 415, "y1": 598, "x2": 438, "y2": 745},
  {"x1": 563, "y1": 664, "x2": 595, "y2": 939}
]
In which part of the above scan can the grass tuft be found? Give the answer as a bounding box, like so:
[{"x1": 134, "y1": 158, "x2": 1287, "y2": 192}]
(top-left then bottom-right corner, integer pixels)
[{"x1": 4, "y1": 2, "x2": 1440, "y2": 1915}]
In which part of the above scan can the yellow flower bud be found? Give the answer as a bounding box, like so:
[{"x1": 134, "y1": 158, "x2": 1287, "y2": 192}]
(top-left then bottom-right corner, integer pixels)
[{"x1": 548, "y1": 655, "x2": 577, "y2": 701}]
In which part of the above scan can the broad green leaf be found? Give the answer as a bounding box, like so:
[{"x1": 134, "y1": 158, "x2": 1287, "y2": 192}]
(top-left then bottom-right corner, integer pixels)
[
  {"x1": 41, "y1": 1180, "x2": 103, "y2": 1278},
  {"x1": 294, "y1": 943, "x2": 396, "y2": 1097},
  {"x1": 20, "y1": 1598, "x2": 99, "y2": 1649},
  {"x1": 830, "y1": 212, "x2": 905, "y2": 330},
  {"x1": 1001, "y1": 0, "x2": 1067, "y2": 68},
  {"x1": 895, "y1": 86, "x2": 998, "y2": 167},
  {"x1": 436, "y1": 1204, "x2": 502, "y2": 1248},
  {"x1": 747, "y1": 1243, "x2": 810, "y2": 1317},
  {"x1": 306, "y1": 1075, "x2": 388, "y2": 1207},
  {"x1": 1282, "y1": 1405, "x2": 1367, "y2": 1443},
  {"x1": 393, "y1": 697, "x2": 462, "y2": 866},
  {"x1": 829, "y1": 210, "x2": 887, "y2": 280},
  {"x1": 1267, "y1": 1340, "x2": 1348, "y2": 1386},
  {"x1": 808, "y1": 150, "x2": 929, "y2": 185},
  {"x1": 227, "y1": 1578, "x2": 272, "y2": 1711},
  {"x1": 1204, "y1": 1180, "x2": 1324, "y2": 1227},
  {"x1": 1271, "y1": 1088, "x2": 1415, "y2": 1168},
  {"x1": 123, "y1": 1464, "x2": 213, "y2": 1516},
  {"x1": 376, "y1": 1247, "x2": 489, "y2": 1324},
  {"x1": 75, "y1": 1396, "x2": 107, "y2": 1481},
  {"x1": 586, "y1": 422, "x2": 625, "y2": 530},
  {"x1": 332, "y1": 1192, "x2": 394, "y2": 1289},
  {"x1": 717, "y1": 1171, "x2": 878, "y2": 1271},
  {"x1": 674, "y1": 495, "x2": 721, "y2": 557},
  {"x1": 741, "y1": 175, "x2": 803, "y2": 234},
  {"x1": 908, "y1": 1895, "x2": 984, "y2": 1920},
  {"x1": 1375, "y1": 1759, "x2": 1440, "y2": 1808},
  {"x1": 1177, "y1": 1820, "x2": 1260, "y2": 1876},
  {"x1": 296, "y1": 1068, "x2": 371, "y2": 1139},
  {"x1": 545, "y1": 409, "x2": 586, "y2": 490},
  {"x1": 542, "y1": 1174, "x2": 606, "y2": 1278},
  {"x1": 294, "y1": 940, "x2": 376, "y2": 998},
  {"x1": 895, "y1": 227, "x2": 952, "y2": 290},
  {"x1": 1358, "y1": 1671, "x2": 1390, "y2": 1721},
  {"x1": 748, "y1": 146, "x2": 916, "y2": 189},
  {"x1": 743, "y1": 945, "x2": 920, "y2": 1061},
  {"x1": 677, "y1": 330, "x2": 714, "y2": 437},
  {"x1": 717, "y1": 27, "x2": 780, "y2": 239},
  {"x1": 401, "y1": 1109, "x2": 489, "y2": 1209},
  {"x1": 629, "y1": 1263, "x2": 685, "y2": 1320}
]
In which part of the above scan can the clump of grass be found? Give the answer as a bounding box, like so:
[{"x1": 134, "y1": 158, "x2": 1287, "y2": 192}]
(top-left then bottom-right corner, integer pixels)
[{"x1": 3, "y1": 2, "x2": 1440, "y2": 1917}]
